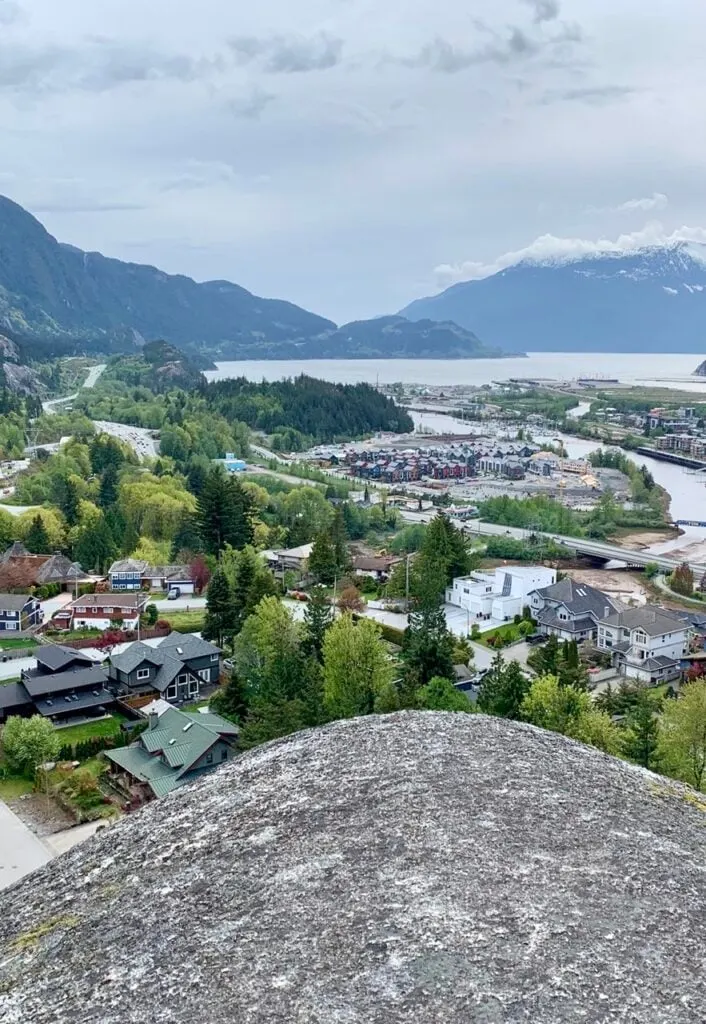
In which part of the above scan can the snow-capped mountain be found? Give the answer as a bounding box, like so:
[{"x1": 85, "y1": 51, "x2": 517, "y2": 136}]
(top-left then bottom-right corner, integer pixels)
[{"x1": 399, "y1": 242, "x2": 706, "y2": 353}]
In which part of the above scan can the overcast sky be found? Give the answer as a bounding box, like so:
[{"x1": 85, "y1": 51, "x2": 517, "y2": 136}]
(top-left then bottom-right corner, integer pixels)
[{"x1": 1, "y1": 0, "x2": 704, "y2": 323}]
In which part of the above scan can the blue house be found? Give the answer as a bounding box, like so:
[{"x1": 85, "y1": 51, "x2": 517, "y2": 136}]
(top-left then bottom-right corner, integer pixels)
[
  {"x1": 0, "y1": 593, "x2": 42, "y2": 631},
  {"x1": 108, "y1": 559, "x2": 148, "y2": 591}
]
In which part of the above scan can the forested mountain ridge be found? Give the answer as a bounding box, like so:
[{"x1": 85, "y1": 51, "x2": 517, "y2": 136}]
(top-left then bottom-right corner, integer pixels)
[{"x1": 0, "y1": 195, "x2": 507, "y2": 360}]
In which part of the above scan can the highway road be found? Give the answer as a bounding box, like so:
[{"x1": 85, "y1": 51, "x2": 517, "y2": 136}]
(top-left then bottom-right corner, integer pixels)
[
  {"x1": 400, "y1": 510, "x2": 706, "y2": 575},
  {"x1": 42, "y1": 363, "x2": 106, "y2": 415}
]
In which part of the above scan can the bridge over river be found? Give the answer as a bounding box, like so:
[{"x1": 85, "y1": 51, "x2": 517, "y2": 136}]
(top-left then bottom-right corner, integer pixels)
[{"x1": 401, "y1": 510, "x2": 706, "y2": 576}]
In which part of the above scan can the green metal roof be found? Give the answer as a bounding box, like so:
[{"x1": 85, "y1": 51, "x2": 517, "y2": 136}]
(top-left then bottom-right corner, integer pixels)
[{"x1": 106, "y1": 706, "x2": 238, "y2": 798}]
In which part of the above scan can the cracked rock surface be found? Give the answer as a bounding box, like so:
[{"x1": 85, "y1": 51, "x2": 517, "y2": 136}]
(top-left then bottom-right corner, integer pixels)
[{"x1": 1, "y1": 712, "x2": 704, "y2": 1023}]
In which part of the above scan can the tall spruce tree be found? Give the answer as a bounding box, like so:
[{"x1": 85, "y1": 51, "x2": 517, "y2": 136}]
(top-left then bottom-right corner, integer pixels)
[
  {"x1": 202, "y1": 566, "x2": 235, "y2": 649},
  {"x1": 303, "y1": 586, "x2": 334, "y2": 661},
  {"x1": 25, "y1": 514, "x2": 50, "y2": 554},
  {"x1": 402, "y1": 605, "x2": 456, "y2": 689}
]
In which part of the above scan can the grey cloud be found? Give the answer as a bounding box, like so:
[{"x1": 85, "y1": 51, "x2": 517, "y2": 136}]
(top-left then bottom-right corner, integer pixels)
[
  {"x1": 0, "y1": 37, "x2": 222, "y2": 95},
  {"x1": 228, "y1": 33, "x2": 343, "y2": 74},
  {"x1": 402, "y1": 28, "x2": 541, "y2": 73},
  {"x1": 539, "y1": 84, "x2": 637, "y2": 105},
  {"x1": 31, "y1": 199, "x2": 147, "y2": 213},
  {"x1": 0, "y1": 1, "x2": 21, "y2": 26},
  {"x1": 520, "y1": 0, "x2": 560, "y2": 24},
  {"x1": 227, "y1": 86, "x2": 276, "y2": 119}
]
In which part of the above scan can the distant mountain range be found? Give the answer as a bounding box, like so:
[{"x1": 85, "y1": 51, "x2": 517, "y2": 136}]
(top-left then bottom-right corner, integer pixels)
[
  {"x1": 0, "y1": 195, "x2": 505, "y2": 362},
  {"x1": 400, "y1": 243, "x2": 706, "y2": 353}
]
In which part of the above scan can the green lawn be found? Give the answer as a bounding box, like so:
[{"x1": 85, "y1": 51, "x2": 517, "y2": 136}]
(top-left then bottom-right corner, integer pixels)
[
  {"x1": 43, "y1": 629, "x2": 103, "y2": 642},
  {"x1": 162, "y1": 610, "x2": 205, "y2": 633},
  {"x1": 0, "y1": 775, "x2": 34, "y2": 800},
  {"x1": 0, "y1": 638, "x2": 39, "y2": 651},
  {"x1": 475, "y1": 622, "x2": 531, "y2": 648},
  {"x1": 54, "y1": 713, "x2": 128, "y2": 746}
]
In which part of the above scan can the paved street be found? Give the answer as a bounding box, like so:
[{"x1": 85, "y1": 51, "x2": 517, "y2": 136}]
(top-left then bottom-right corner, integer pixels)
[{"x1": 0, "y1": 800, "x2": 52, "y2": 891}]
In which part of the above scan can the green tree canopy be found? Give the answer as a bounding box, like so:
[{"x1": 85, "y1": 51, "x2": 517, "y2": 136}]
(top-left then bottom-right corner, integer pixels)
[
  {"x1": 2, "y1": 715, "x2": 60, "y2": 776},
  {"x1": 322, "y1": 614, "x2": 394, "y2": 719},
  {"x1": 657, "y1": 681, "x2": 706, "y2": 791}
]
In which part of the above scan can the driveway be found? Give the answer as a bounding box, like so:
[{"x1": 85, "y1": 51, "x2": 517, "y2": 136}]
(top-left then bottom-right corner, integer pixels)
[
  {"x1": 154, "y1": 595, "x2": 207, "y2": 612},
  {"x1": 0, "y1": 800, "x2": 52, "y2": 891},
  {"x1": 0, "y1": 656, "x2": 36, "y2": 681}
]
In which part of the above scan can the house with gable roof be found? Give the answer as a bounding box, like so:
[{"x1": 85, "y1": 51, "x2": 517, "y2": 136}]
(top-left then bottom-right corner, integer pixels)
[
  {"x1": 105, "y1": 706, "x2": 238, "y2": 802},
  {"x1": 108, "y1": 632, "x2": 222, "y2": 705},
  {"x1": 529, "y1": 578, "x2": 621, "y2": 643}
]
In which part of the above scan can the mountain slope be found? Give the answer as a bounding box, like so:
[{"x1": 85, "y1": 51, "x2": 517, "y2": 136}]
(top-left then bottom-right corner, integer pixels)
[
  {"x1": 0, "y1": 195, "x2": 508, "y2": 360},
  {"x1": 400, "y1": 243, "x2": 706, "y2": 353},
  {"x1": 0, "y1": 194, "x2": 333, "y2": 355}
]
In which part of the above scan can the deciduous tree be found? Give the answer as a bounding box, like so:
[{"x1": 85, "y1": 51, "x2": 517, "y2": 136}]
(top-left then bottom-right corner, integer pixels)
[
  {"x1": 658, "y1": 680, "x2": 706, "y2": 790},
  {"x1": 323, "y1": 615, "x2": 394, "y2": 719},
  {"x1": 1, "y1": 715, "x2": 60, "y2": 776}
]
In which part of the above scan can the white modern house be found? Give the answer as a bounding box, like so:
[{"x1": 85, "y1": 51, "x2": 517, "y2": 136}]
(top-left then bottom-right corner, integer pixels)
[
  {"x1": 597, "y1": 607, "x2": 690, "y2": 684},
  {"x1": 446, "y1": 566, "x2": 556, "y2": 623}
]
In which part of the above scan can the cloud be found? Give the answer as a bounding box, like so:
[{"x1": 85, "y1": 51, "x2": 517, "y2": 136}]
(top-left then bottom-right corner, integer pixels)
[
  {"x1": 0, "y1": 1, "x2": 21, "y2": 26},
  {"x1": 0, "y1": 39, "x2": 221, "y2": 94},
  {"x1": 400, "y1": 29, "x2": 542, "y2": 73},
  {"x1": 520, "y1": 0, "x2": 561, "y2": 23},
  {"x1": 586, "y1": 193, "x2": 669, "y2": 215},
  {"x1": 228, "y1": 33, "x2": 343, "y2": 74},
  {"x1": 539, "y1": 84, "x2": 636, "y2": 105},
  {"x1": 227, "y1": 86, "x2": 276, "y2": 119},
  {"x1": 433, "y1": 223, "x2": 706, "y2": 286},
  {"x1": 617, "y1": 192, "x2": 668, "y2": 212},
  {"x1": 31, "y1": 199, "x2": 147, "y2": 214}
]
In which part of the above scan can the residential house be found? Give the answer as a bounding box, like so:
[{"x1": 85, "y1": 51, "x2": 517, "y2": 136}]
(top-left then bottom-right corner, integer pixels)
[
  {"x1": 109, "y1": 632, "x2": 222, "y2": 705},
  {"x1": 0, "y1": 543, "x2": 86, "y2": 592},
  {"x1": 446, "y1": 566, "x2": 556, "y2": 623},
  {"x1": 265, "y1": 543, "x2": 314, "y2": 577},
  {"x1": 108, "y1": 559, "x2": 195, "y2": 594},
  {"x1": 597, "y1": 606, "x2": 690, "y2": 684},
  {"x1": 351, "y1": 555, "x2": 402, "y2": 582},
  {"x1": 108, "y1": 559, "x2": 147, "y2": 591},
  {"x1": 0, "y1": 644, "x2": 114, "y2": 725},
  {"x1": 105, "y1": 705, "x2": 239, "y2": 802},
  {"x1": 52, "y1": 593, "x2": 147, "y2": 632},
  {"x1": 0, "y1": 593, "x2": 42, "y2": 631},
  {"x1": 529, "y1": 578, "x2": 621, "y2": 642}
]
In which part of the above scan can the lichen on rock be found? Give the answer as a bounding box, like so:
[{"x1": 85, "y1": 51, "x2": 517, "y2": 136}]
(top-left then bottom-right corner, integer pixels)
[{"x1": 0, "y1": 712, "x2": 704, "y2": 1023}]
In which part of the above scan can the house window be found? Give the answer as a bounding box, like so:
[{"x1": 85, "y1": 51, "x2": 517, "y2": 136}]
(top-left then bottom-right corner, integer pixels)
[
  {"x1": 188, "y1": 679, "x2": 198, "y2": 696},
  {"x1": 198, "y1": 669, "x2": 211, "y2": 682},
  {"x1": 210, "y1": 654, "x2": 219, "y2": 662},
  {"x1": 177, "y1": 674, "x2": 188, "y2": 684},
  {"x1": 206, "y1": 752, "x2": 213, "y2": 764},
  {"x1": 136, "y1": 668, "x2": 150, "y2": 681},
  {"x1": 221, "y1": 748, "x2": 228, "y2": 761},
  {"x1": 165, "y1": 683, "x2": 177, "y2": 700}
]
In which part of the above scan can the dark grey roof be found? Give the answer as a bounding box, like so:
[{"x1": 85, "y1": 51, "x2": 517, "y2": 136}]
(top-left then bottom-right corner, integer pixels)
[
  {"x1": 0, "y1": 541, "x2": 29, "y2": 563},
  {"x1": 159, "y1": 632, "x2": 221, "y2": 658},
  {"x1": 0, "y1": 681, "x2": 31, "y2": 712},
  {"x1": 0, "y1": 593, "x2": 33, "y2": 611},
  {"x1": 537, "y1": 611, "x2": 597, "y2": 635},
  {"x1": 36, "y1": 645, "x2": 94, "y2": 673},
  {"x1": 600, "y1": 606, "x2": 688, "y2": 636},
  {"x1": 23, "y1": 666, "x2": 109, "y2": 699},
  {"x1": 533, "y1": 577, "x2": 618, "y2": 620},
  {"x1": 36, "y1": 554, "x2": 84, "y2": 584},
  {"x1": 35, "y1": 688, "x2": 115, "y2": 717},
  {"x1": 641, "y1": 655, "x2": 680, "y2": 672},
  {"x1": 108, "y1": 559, "x2": 149, "y2": 575},
  {"x1": 2, "y1": 714, "x2": 705, "y2": 1024},
  {"x1": 110, "y1": 642, "x2": 165, "y2": 676}
]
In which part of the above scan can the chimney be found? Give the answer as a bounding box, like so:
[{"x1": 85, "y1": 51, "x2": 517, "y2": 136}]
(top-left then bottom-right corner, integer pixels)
[{"x1": 148, "y1": 711, "x2": 159, "y2": 731}]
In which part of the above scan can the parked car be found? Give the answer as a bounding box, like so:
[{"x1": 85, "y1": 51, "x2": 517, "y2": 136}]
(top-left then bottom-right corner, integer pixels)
[
  {"x1": 525, "y1": 633, "x2": 549, "y2": 646},
  {"x1": 167, "y1": 588, "x2": 180, "y2": 600}
]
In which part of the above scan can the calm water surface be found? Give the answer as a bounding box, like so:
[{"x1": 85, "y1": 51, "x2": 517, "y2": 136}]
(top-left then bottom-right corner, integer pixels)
[
  {"x1": 207, "y1": 352, "x2": 706, "y2": 390},
  {"x1": 208, "y1": 352, "x2": 706, "y2": 546}
]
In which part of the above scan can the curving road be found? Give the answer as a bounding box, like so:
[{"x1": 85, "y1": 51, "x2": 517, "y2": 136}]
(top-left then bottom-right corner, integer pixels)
[{"x1": 42, "y1": 363, "x2": 106, "y2": 415}]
